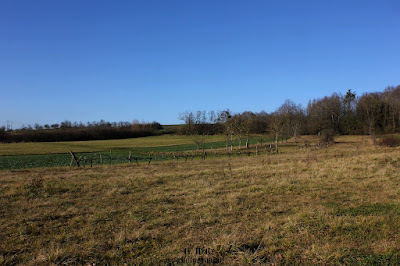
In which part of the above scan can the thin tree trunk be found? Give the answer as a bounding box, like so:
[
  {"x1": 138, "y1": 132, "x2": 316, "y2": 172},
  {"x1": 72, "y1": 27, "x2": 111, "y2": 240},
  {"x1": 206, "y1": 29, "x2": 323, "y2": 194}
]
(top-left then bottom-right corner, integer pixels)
[{"x1": 369, "y1": 121, "x2": 376, "y2": 146}]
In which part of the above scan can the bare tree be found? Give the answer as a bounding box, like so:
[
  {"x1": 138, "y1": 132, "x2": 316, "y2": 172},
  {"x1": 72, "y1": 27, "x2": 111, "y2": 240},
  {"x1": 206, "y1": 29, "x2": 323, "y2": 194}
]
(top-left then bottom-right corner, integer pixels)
[
  {"x1": 241, "y1": 112, "x2": 256, "y2": 148},
  {"x1": 278, "y1": 100, "x2": 305, "y2": 143},
  {"x1": 343, "y1": 89, "x2": 357, "y2": 134},
  {"x1": 179, "y1": 111, "x2": 209, "y2": 150},
  {"x1": 230, "y1": 114, "x2": 246, "y2": 149},
  {"x1": 357, "y1": 93, "x2": 382, "y2": 145},
  {"x1": 218, "y1": 110, "x2": 234, "y2": 151},
  {"x1": 269, "y1": 112, "x2": 285, "y2": 153},
  {"x1": 383, "y1": 86, "x2": 400, "y2": 132}
]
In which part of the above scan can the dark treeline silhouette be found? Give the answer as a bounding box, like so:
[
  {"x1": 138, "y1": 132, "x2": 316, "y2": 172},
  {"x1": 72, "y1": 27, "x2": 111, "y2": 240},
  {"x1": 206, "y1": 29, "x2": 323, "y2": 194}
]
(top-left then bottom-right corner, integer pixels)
[
  {"x1": 0, "y1": 120, "x2": 162, "y2": 143},
  {"x1": 179, "y1": 85, "x2": 400, "y2": 145}
]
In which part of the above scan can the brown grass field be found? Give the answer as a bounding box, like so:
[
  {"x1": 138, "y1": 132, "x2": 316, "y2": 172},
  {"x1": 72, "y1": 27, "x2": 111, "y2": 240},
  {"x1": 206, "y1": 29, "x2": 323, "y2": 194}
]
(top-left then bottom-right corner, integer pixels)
[{"x1": 1, "y1": 135, "x2": 400, "y2": 265}]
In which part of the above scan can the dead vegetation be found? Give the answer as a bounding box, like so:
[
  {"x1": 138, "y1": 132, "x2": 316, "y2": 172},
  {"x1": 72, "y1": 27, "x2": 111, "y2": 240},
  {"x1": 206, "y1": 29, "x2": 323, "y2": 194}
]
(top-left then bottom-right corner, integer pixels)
[{"x1": 0, "y1": 136, "x2": 400, "y2": 264}]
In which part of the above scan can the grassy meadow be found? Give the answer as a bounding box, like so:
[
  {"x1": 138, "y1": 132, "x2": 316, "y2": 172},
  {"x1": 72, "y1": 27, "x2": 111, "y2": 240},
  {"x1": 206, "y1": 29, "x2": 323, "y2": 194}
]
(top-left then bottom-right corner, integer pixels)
[
  {"x1": 0, "y1": 135, "x2": 227, "y2": 156},
  {"x1": 1, "y1": 135, "x2": 400, "y2": 264}
]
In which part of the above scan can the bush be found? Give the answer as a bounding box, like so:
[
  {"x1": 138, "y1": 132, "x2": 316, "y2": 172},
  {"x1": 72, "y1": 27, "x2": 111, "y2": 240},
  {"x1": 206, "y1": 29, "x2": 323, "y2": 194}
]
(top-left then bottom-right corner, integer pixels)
[
  {"x1": 320, "y1": 128, "x2": 336, "y2": 143},
  {"x1": 380, "y1": 135, "x2": 400, "y2": 147}
]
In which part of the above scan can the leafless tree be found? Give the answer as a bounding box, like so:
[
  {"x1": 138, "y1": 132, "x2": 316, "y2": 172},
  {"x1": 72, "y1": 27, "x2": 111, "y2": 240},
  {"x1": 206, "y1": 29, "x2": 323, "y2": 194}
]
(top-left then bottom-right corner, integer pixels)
[
  {"x1": 357, "y1": 93, "x2": 382, "y2": 145},
  {"x1": 218, "y1": 110, "x2": 234, "y2": 151},
  {"x1": 269, "y1": 112, "x2": 285, "y2": 153},
  {"x1": 277, "y1": 100, "x2": 305, "y2": 143},
  {"x1": 179, "y1": 110, "x2": 209, "y2": 150}
]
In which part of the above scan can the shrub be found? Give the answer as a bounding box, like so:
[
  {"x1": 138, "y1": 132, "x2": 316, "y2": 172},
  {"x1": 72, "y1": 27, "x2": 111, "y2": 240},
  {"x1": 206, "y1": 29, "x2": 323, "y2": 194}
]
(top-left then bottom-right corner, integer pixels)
[
  {"x1": 380, "y1": 135, "x2": 400, "y2": 147},
  {"x1": 320, "y1": 128, "x2": 335, "y2": 143}
]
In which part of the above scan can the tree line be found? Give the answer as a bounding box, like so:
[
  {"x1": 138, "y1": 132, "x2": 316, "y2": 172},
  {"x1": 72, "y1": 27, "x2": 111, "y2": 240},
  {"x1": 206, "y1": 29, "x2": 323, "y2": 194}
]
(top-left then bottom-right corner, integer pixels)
[
  {"x1": 2, "y1": 84, "x2": 399, "y2": 144},
  {"x1": 179, "y1": 85, "x2": 400, "y2": 147},
  {"x1": 0, "y1": 120, "x2": 163, "y2": 142}
]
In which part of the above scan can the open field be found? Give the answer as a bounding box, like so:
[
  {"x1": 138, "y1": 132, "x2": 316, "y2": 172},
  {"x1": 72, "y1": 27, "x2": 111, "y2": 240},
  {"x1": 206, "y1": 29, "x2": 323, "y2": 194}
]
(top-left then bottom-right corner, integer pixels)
[
  {"x1": 0, "y1": 135, "x2": 228, "y2": 156},
  {"x1": 0, "y1": 135, "x2": 271, "y2": 170},
  {"x1": 1, "y1": 136, "x2": 400, "y2": 264}
]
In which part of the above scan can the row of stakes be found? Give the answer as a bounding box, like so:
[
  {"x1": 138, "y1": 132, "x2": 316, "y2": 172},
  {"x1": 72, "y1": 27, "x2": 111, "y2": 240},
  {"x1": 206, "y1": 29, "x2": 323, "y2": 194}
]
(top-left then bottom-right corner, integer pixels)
[{"x1": 69, "y1": 144, "x2": 280, "y2": 168}]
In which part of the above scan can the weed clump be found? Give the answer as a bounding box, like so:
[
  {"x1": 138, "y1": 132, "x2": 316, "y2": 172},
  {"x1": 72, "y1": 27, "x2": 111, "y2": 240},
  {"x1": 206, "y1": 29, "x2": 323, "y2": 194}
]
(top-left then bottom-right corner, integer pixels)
[{"x1": 26, "y1": 174, "x2": 43, "y2": 197}]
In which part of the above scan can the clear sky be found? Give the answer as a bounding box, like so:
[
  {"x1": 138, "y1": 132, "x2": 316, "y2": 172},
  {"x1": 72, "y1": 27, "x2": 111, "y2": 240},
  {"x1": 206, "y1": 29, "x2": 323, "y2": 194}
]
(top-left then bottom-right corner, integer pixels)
[{"x1": 1, "y1": 0, "x2": 399, "y2": 128}]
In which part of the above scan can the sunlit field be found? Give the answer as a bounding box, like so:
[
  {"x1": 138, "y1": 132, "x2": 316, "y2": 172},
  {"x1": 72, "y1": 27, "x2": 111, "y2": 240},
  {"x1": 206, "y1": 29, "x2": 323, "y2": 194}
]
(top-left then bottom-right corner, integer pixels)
[
  {"x1": 0, "y1": 135, "x2": 226, "y2": 156},
  {"x1": 0, "y1": 135, "x2": 270, "y2": 170},
  {"x1": 1, "y1": 136, "x2": 400, "y2": 264}
]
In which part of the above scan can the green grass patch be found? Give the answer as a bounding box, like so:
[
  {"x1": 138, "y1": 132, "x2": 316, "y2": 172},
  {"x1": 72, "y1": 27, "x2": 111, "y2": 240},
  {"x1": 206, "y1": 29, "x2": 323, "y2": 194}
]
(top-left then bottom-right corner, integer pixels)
[
  {"x1": 340, "y1": 253, "x2": 400, "y2": 265},
  {"x1": 332, "y1": 203, "x2": 399, "y2": 216}
]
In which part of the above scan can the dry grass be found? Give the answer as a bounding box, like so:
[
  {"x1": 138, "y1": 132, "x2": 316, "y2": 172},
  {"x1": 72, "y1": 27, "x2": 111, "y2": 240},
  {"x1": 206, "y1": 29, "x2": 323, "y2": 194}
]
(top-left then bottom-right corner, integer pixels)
[{"x1": 1, "y1": 136, "x2": 400, "y2": 264}]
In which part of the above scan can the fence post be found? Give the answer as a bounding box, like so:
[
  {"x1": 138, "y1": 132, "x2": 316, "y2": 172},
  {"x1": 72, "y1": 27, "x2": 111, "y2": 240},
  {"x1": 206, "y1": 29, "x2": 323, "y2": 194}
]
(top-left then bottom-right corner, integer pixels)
[
  {"x1": 128, "y1": 151, "x2": 132, "y2": 164},
  {"x1": 69, "y1": 150, "x2": 80, "y2": 167}
]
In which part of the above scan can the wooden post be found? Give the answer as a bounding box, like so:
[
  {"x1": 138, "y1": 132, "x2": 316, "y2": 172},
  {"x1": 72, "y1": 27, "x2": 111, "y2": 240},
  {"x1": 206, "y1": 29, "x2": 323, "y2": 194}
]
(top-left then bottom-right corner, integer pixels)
[
  {"x1": 69, "y1": 150, "x2": 80, "y2": 167},
  {"x1": 128, "y1": 151, "x2": 132, "y2": 164},
  {"x1": 109, "y1": 150, "x2": 112, "y2": 166}
]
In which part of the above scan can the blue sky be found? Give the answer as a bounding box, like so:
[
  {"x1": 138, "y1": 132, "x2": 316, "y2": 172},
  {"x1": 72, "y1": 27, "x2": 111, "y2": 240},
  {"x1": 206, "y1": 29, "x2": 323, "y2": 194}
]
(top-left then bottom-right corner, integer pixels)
[{"x1": 1, "y1": 0, "x2": 399, "y2": 127}]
